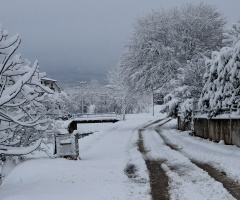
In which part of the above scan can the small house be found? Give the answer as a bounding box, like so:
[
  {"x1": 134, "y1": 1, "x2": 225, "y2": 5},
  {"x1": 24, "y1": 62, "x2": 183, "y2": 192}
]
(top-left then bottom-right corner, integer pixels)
[{"x1": 41, "y1": 77, "x2": 61, "y2": 93}]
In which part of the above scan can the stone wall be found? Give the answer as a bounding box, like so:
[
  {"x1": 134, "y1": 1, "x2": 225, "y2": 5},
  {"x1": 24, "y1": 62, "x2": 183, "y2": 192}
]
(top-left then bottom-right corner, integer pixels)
[{"x1": 194, "y1": 118, "x2": 240, "y2": 147}]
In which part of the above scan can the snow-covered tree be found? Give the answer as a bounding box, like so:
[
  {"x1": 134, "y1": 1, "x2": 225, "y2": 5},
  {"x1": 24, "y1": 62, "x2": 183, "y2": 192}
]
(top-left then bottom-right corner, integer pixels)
[
  {"x1": 177, "y1": 54, "x2": 207, "y2": 99},
  {"x1": 163, "y1": 3, "x2": 225, "y2": 120},
  {"x1": 115, "y1": 3, "x2": 225, "y2": 96},
  {"x1": 118, "y1": 10, "x2": 179, "y2": 93},
  {"x1": 63, "y1": 80, "x2": 121, "y2": 115},
  {"x1": 199, "y1": 21, "x2": 240, "y2": 116},
  {"x1": 112, "y1": 3, "x2": 225, "y2": 119},
  {"x1": 173, "y1": 3, "x2": 225, "y2": 61},
  {"x1": 44, "y1": 91, "x2": 73, "y2": 117},
  {"x1": 223, "y1": 21, "x2": 240, "y2": 46},
  {"x1": 171, "y1": 54, "x2": 206, "y2": 121},
  {"x1": 108, "y1": 66, "x2": 151, "y2": 119},
  {"x1": 0, "y1": 24, "x2": 53, "y2": 154},
  {"x1": 108, "y1": 65, "x2": 130, "y2": 120}
]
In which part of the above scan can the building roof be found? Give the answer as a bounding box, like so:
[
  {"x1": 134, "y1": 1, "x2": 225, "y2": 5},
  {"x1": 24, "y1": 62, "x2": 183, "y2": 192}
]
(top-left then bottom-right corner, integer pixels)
[{"x1": 41, "y1": 77, "x2": 57, "y2": 82}]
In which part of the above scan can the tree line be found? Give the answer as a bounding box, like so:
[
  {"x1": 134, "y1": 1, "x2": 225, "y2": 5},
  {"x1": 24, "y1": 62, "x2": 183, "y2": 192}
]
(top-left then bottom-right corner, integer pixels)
[{"x1": 108, "y1": 2, "x2": 240, "y2": 121}]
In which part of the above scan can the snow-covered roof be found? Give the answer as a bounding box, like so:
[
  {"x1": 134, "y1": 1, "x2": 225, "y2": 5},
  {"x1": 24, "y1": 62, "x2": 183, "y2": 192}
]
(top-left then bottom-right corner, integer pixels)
[{"x1": 41, "y1": 77, "x2": 57, "y2": 82}]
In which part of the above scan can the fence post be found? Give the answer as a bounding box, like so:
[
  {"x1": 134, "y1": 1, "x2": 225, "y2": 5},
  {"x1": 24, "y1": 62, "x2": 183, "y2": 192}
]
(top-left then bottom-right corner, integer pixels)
[
  {"x1": 191, "y1": 109, "x2": 194, "y2": 132},
  {"x1": 191, "y1": 98, "x2": 196, "y2": 133}
]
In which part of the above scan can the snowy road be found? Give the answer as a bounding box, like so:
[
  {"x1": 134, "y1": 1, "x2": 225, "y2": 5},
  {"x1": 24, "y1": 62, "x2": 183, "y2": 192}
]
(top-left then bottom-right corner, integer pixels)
[{"x1": 1, "y1": 114, "x2": 240, "y2": 200}]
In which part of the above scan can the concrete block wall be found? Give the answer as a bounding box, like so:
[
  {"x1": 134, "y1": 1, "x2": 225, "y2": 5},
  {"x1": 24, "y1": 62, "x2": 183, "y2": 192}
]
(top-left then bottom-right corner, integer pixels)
[
  {"x1": 177, "y1": 117, "x2": 191, "y2": 131},
  {"x1": 194, "y1": 118, "x2": 240, "y2": 147}
]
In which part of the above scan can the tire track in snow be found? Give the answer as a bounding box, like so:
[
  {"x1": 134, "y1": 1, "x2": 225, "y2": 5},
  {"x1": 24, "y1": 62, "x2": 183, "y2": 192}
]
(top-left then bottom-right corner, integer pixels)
[
  {"x1": 156, "y1": 126, "x2": 240, "y2": 200},
  {"x1": 154, "y1": 123, "x2": 239, "y2": 200},
  {"x1": 138, "y1": 118, "x2": 171, "y2": 200},
  {"x1": 141, "y1": 120, "x2": 235, "y2": 200},
  {"x1": 139, "y1": 132, "x2": 170, "y2": 200},
  {"x1": 193, "y1": 162, "x2": 240, "y2": 199}
]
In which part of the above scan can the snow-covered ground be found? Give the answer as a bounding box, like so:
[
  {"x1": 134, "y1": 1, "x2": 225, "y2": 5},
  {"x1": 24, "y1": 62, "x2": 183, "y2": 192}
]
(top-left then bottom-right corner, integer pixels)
[
  {"x1": 1, "y1": 106, "x2": 240, "y2": 200},
  {"x1": 143, "y1": 120, "x2": 236, "y2": 200},
  {"x1": 159, "y1": 119, "x2": 240, "y2": 185},
  {"x1": 0, "y1": 110, "x2": 164, "y2": 200}
]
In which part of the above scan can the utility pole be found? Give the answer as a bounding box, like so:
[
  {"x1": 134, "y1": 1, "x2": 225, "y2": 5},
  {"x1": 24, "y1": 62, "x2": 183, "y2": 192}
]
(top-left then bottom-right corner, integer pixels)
[
  {"x1": 152, "y1": 91, "x2": 155, "y2": 116},
  {"x1": 79, "y1": 81, "x2": 86, "y2": 114},
  {"x1": 152, "y1": 88, "x2": 155, "y2": 116},
  {"x1": 122, "y1": 100, "x2": 126, "y2": 120}
]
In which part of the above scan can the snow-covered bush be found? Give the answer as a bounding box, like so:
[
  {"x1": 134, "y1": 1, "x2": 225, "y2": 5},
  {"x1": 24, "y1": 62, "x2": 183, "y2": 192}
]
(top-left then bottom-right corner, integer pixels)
[
  {"x1": 199, "y1": 22, "x2": 240, "y2": 116},
  {"x1": 162, "y1": 84, "x2": 195, "y2": 118},
  {"x1": 179, "y1": 98, "x2": 193, "y2": 122},
  {"x1": 161, "y1": 90, "x2": 178, "y2": 118},
  {"x1": 163, "y1": 98, "x2": 179, "y2": 118}
]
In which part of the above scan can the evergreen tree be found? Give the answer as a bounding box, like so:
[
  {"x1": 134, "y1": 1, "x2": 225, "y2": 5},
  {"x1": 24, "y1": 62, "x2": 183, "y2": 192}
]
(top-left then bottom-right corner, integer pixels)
[{"x1": 199, "y1": 22, "x2": 240, "y2": 116}]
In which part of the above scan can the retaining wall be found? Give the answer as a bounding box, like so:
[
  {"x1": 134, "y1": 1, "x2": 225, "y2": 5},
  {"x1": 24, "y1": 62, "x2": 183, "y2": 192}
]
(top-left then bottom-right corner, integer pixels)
[
  {"x1": 177, "y1": 117, "x2": 191, "y2": 131},
  {"x1": 194, "y1": 118, "x2": 240, "y2": 147}
]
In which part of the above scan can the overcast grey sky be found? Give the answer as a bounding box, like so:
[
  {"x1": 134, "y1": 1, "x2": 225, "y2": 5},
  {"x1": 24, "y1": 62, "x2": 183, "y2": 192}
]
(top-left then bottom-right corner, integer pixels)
[{"x1": 0, "y1": 0, "x2": 239, "y2": 85}]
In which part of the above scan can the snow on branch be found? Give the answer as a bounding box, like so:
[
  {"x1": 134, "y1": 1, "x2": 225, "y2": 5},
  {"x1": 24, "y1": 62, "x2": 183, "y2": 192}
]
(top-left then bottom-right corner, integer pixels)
[
  {"x1": 0, "y1": 24, "x2": 54, "y2": 151},
  {"x1": 0, "y1": 139, "x2": 41, "y2": 155}
]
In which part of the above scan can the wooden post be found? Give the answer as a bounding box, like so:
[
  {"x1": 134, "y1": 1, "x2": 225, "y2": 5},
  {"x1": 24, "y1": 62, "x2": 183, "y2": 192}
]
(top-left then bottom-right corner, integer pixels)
[{"x1": 191, "y1": 98, "x2": 195, "y2": 132}]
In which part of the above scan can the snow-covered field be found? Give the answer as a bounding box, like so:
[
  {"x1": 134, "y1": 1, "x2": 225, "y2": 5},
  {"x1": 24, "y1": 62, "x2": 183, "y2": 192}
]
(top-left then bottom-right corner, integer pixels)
[{"x1": 1, "y1": 107, "x2": 240, "y2": 200}]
